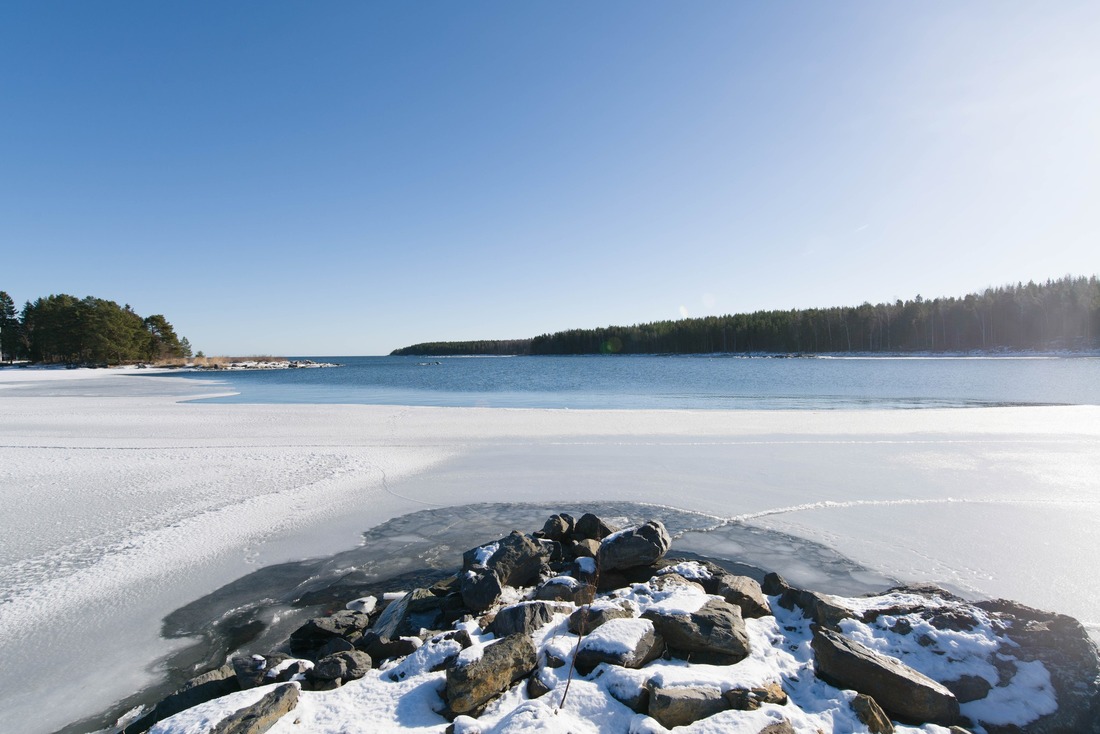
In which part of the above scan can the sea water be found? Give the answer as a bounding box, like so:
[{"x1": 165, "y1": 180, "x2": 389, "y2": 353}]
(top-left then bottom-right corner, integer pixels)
[{"x1": 169, "y1": 354, "x2": 1100, "y2": 409}]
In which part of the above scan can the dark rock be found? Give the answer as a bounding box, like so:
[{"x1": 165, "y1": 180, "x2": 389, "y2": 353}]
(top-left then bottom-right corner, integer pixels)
[
  {"x1": 446, "y1": 634, "x2": 537, "y2": 715},
  {"x1": 761, "y1": 571, "x2": 790, "y2": 597},
  {"x1": 210, "y1": 683, "x2": 299, "y2": 734},
  {"x1": 357, "y1": 631, "x2": 421, "y2": 662},
  {"x1": 574, "y1": 513, "x2": 618, "y2": 541},
  {"x1": 232, "y1": 654, "x2": 288, "y2": 690},
  {"x1": 126, "y1": 663, "x2": 240, "y2": 732},
  {"x1": 460, "y1": 532, "x2": 551, "y2": 612},
  {"x1": 574, "y1": 618, "x2": 665, "y2": 674},
  {"x1": 757, "y1": 720, "x2": 796, "y2": 734},
  {"x1": 571, "y1": 538, "x2": 601, "y2": 558},
  {"x1": 526, "y1": 668, "x2": 554, "y2": 699},
  {"x1": 313, "y1": 637, "x2": 356, "y2": 659},
  {"x1": 608, "y1": 678, "x2": 650, "y2": 713},
  {"x1": 488, "y1": 601, "x2": 570, "y2": 638},
  {"x1": 943, "y1": 674, "x2": 992, "y2": 704},
  {"x1": 598, "y1": 520, "x2": 671, "y2": 572},
  {"x1": 852, "y1": 693, "x2": 895, "y2": 734},
  {"x1": 288, "y1": 610, "x2": 372, "y2": 656},
  {"x1": 372, "y1": 591, "x2": 413, "y2": 639},
  {"x1": 717, "y1": 574, "x2": 772, "y2": 619},
  {"x1": 974, "y1": 598, "x2": 1100, "y2": 734},
  {"x1": 459, "y1": 571, "x2": 504, "y2": 614},
  {"x1": 725, "y1": 681, "x2": 787, "y2": 710},
  {"x1": 537, "y1": 513, "x2": 575, "y2": 542},
  {"x1": 534, "y1": 576, "x2": 595, "y2": 605},
  {"x1": 568, "y1": 599, "x2": 636, "y2": 635},
  {"x1": 812, "y1": 627, "x2": 959, "y2": 725},
  {"x1": 309, "y1": 650, "x2": 372, "y2": 684},
  {"x1": 643, "y1": 598, "x2": 751, "y2": 665},
  {"x1": 648, "y1": 686, "x2": 728, "y2": 728}
]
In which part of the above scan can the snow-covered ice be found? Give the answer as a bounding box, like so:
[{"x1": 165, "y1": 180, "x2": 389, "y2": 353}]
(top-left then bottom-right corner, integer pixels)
[{"x1": 1, "y1": 367, "x2": 1099, "y2": 733}]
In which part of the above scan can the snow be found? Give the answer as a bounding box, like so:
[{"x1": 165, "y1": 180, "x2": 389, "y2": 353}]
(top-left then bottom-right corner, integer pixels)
[
  {"x1": 575, "y1": 557, "x2": 597, "y2": 574},
  {"x1": 657, "y1": 561, "x2": 714, "y2": 580},
  {"x1": 580, "y1": 618, "x2": 654, "y2": 656},
  {"x1": 472, "y1": 542, "x2": 499, "y2": 567},
  {"x1": 1, "y1": 369, "x2": 1099, "y2": 733}
]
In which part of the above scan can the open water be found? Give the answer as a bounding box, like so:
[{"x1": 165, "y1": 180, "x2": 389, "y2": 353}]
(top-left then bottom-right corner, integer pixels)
[{"x1": 169, "y1": 354, "x2": 1100, "y2": 409}]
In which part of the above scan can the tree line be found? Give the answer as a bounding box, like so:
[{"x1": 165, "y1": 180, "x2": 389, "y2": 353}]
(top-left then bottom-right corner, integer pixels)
[
  {"x1": 391, "y1": 276, "x2": 1100, "y2": 356},
  {"x1": 0, "y1": 291, "x2": 192, "y2": 365}
]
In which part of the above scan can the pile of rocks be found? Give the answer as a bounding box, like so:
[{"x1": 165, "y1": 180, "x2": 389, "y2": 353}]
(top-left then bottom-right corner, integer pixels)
[{"x1": 133, "y1": 512, "x2": 1100, "y2": 734}]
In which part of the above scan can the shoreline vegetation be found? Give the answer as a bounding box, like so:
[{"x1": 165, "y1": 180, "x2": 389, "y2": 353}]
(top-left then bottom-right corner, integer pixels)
[{"x1": 392, "y1": 276, "x2": 1100, "y2": 357}]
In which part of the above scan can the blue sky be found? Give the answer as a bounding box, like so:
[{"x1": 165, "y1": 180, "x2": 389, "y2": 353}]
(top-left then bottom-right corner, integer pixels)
[{"x1": 2, "y1": 1, "x2": 1097, "y2": 355}]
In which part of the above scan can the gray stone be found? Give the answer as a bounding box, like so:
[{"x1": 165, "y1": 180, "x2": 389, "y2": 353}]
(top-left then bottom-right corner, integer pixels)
[
  {"x1": 446, "y1": 634, "x2": 537, "y2": 715},
  {"x1": 757, "y1": 721, "x2": 796, "y2": 734},
  {"x1": 537, "y1": 513, "x2": 575, "y2": 541},
  {"x1": 648, "y1": 686, "x2": 728, "y2": 729},
  {"x1": 812, "y1": 627, "x2": 959, "y2": 725},
  {"x1": 310, "y1": 650, "x2": 372, "y2": 684},
  {"x1": 717, "y1": 574, "x2": 772, "y2": 619},
  {"x1": 574, "y1": 513, "x2": 618, "y2": 540},
  {"x1": 852, "y1": 693, "x2": 895, "y2": 734},
  {"x1": 288, "y1": 610, "x2": 372, "y2": 655},
  {"x1": 571, "y1": 538, "x2": 601, "y2": 558},
  {"x1": 598, "y1": 520, "x2": 671, "y2": 572},
  {"x1": 574, "y1": 617, "x2": 665, "y2": 674},
  {"x1": 210, "y1": 683, "x2": 299, "y2": 734},
  {"x1": 459, "y1": 570, "x2": 504, "y2": 614},
  {"x1": 725, "y1": 681, "x2": 787, "y2": 710},
  {"x1": 129, "y1": 663, "x2": 240, "y2": 732},
  {"x1": 232, "y1": 655, "x2": 288, "y2": 690},
  {"x1": 568, "y1": 600, "x2": 636, "y2": 635},
  {"x1": 488, "y1": 601, "x2": 570, "y2": 638},
  {"x1": 460, "y1": 532, "x2": 551, "y2": 612},
  {"x1": 534, "y1": 576, "x2": 595, "y2": 605},
  {"x1": 942, "y1": 675, "x2": 992, "y2": 704},
  {"x1": 643, "y1": 598, "x2": 751, "y2": 665}
]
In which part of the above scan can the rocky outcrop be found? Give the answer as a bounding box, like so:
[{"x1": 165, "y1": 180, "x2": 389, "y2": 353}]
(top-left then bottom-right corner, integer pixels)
[{"x1": 812, "y1": 627, "x2": 960, "y2": 725}]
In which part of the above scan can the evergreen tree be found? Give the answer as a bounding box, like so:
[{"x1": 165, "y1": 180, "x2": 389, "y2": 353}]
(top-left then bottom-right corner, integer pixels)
[{"x1": 0, "y1": 290, "x2": 19, "y2": 362}]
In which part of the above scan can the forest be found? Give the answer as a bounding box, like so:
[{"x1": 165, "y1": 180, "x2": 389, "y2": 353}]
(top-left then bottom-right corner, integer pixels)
[
  {"x1": 0, "y1": 291, "x2": 191, "y2": 365},
  {"x1": 392, "y1": 276, "x2": 1100, "y2": 356}
]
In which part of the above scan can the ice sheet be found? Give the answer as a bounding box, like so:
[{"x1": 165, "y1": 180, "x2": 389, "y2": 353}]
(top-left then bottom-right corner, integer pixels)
[{"x1": 1, "y1": 368, "x2": 1098, "y2": 733}]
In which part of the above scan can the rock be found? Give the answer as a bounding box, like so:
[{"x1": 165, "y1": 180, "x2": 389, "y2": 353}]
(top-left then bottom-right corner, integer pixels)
[
  {"x1": 537, "y1": 513, "x2": 575, "y2": 541},
  {"x1": 598, "y1": 520, "x2": 672, "y2": 572},
  {"x1": 232, "y1": 655, "x2": 288, "y2": 690},
  {"x1": 210, "y1": 683, "x2": 299, "y2": 734},
  {"x1": 975, "y1": 598, "x2": 1100, "y2": 733},
  {"x1": 534, "y1": 576, "x2": 595, "y2": 605},
  {"x1": 571, "y1": 538, "x2": 601, "y2": 558},
  {"x1": 446, "y1": 634, "x2": 537, "y2": 715},
  {"x1": 757, "y1": 721, "x2": 796, "y2": 734},
  {"x1": 488, "y1": 601, "x2": 570, "y2": 638},
  {"x1": 357, "y1": 631, "x2": 421, "y2": 662},
  {"x1": 648, "y1": 686, "x2": 728, "y2": 728},
  {"x1": 717, "y1": 574, "x2": 772, "y2": 619},
  {"x1": 526, "y1": 668, "x2": 554, "y2": 698},
  {"x1": 851, "y1": 693, "x2": 895, "y2": 734},
  {"x1": 372, "y1": 591, "x2": 413, "y2": 640},
  {"x1": 309, "y1": 650, "x2": 372, "y2": 684},
  {"x1": 650, "y1": 572, "x2": 707, "y2": 595},
  {"x1": 446, "y1": 716, "x2": 483, "y2": 734},
  {"x1": 460, "y1": 532, "x2": 551, "y2": 612},
  {"x1": 574, "y1": 617, "x2": 665, "y2": 674},
  {"x1": 725, "y1": 681, "x2": 788, "y2": 710},
  {"x1": 345, "y1": 595, "x2": 378, "y2": 614},
  {"x1": 288, "y1": 610, "x2": 372, "y2": 656},
  {"x1": 942, "y1": 674, "x2": 992, "y2": 704},
  {"x1": 313, "y1": 636, "x2": 356, "y2": 659},
  {"x1": 568, "y1": 599, "x2": 637, "y2": 635},
  {"x1": 127, "y1": 663, "x2": 240, "y2": 732},
  {"x1": 812, "y1": 627, "x2": 959, "y2": 725},
  {"x1": 643, "y1": 598, "x2": 751, "y2": 665},
  {"x1": 574, "y1": 513, "x2": 618, "y2": 541}
]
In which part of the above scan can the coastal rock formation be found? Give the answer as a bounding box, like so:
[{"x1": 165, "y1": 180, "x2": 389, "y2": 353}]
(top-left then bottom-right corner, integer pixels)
[
  {"x1": 209, "y1": 683, "x2": 298, "y2": 734},
  {"x1": 138, "y1": 511, "x2": 1100, "y2": 734}
]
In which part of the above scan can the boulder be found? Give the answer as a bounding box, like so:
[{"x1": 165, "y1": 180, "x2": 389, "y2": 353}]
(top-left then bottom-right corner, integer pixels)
[
  {"x1": 534, "y1": 576, "x2": 595, "y2": 605},
  {"x1": 571, "y1": 538, "x2": 601, "y2": 558},
  {"x1": 643, "y1": 598, "x2": 751, "y2": 665},
  {"x1": 851, "y1": 693, "x2": 895, "y2": 734},
  {"x1": 648, "y1": 686, "x2": 728, "y2": 728},
  {"x1": 357, "y1": 631, "x2": 421, "y2": 662},
  {"x1": 537, "y1": 513, "x2": 575, "y2": 541},
  {"x1": 232, "y1": 655, "x2": 288, "y2": 690},
  {"x1": 460, "y1": 532, "x2": 551, "y2": 612},
  {"x1": 460, "y1": 570, "x2": 504, "y2": 614},
  {"x1": 127, "y1": 663, "x2": 240, "y2": 732},
  {"x1": 446, "y1": 634, "x2": 537, "y2": 715},
  {"x1": 942, "y1": 674, "x2": 992, "y2": 704},
  {"x1": 757, "y1": 721, "x2": 796, "y2": 734},
  {"x1": 574, "y1": 617, "x2": 665, "y2": 674},
  {"x1": 598, "y1": 521, "x2": 671, "y2": 572},
  {"x1": 725, "y1": 681, "x2": 787, "y2": 710},
  {"x1": 488, "y1": 601, "x2": 570, "y2": 638},
  {"x1": 812, "y1": 627, "x2": 959, "y2": 725},
  {"x1": 574, "y1": 513, "x2": 618, "y2": 541},
  {"x1": 717, "y1": 574, "x2": 772, "y2": 619},
  {"x1": 309, "y1": 650, "x2": 372, "y2": 685},
  {"x1": 210, "y1": 683, "x2": 299, "y2": 734},
  {"x1": 568, "y1": 599, "x2": 637, "y2": 635},
  {"x1": 288, "y1": 610, "x2": 372, "y2": 656}
]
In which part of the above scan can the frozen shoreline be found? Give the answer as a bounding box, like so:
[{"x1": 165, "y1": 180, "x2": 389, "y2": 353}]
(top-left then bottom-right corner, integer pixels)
[{"x1": 1, "y1": 367, "x2": 1099, "y2": 733}]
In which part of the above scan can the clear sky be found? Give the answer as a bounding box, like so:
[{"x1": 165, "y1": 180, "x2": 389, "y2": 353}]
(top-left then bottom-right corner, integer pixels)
[{"x1": 2, "y1": 1, "x2": 1097, "y2": 355}]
